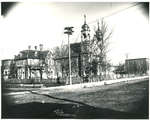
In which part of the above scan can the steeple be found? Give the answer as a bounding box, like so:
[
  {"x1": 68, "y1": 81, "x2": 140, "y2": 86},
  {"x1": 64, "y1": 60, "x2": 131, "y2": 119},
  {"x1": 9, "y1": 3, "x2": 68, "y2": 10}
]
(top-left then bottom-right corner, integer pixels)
[
  {"x1": 81, "y1": 14, "x2": 90, "y2": 32},
  {"x1": 97, "y1": 20, "x2": 100, "y2": 31},
  {"x1": 96, "y1": 20, "x2": 102, "y2": 41},
  {"x1": 81, "y1": 14, "x2": 90, "y2": 41},
  {"x1": 80, "y1": 15, "x2": 91, "y2": 78},
  {"x1": 84, "y1": 14, "x2": 86, "y2": 24}
]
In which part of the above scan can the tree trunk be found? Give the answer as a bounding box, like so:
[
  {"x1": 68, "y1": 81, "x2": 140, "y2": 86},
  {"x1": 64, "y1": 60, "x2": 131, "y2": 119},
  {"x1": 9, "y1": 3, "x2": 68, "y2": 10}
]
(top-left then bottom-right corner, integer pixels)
[{"x1": 40, "y1": 69, "x2": 43, "y2": 81}]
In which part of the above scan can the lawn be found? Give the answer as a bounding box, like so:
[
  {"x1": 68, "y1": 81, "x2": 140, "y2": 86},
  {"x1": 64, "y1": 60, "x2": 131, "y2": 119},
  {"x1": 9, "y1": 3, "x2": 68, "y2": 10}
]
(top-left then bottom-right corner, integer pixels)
[{"x1": 2, "y1": 78, "x2": 149, "y2": 119}]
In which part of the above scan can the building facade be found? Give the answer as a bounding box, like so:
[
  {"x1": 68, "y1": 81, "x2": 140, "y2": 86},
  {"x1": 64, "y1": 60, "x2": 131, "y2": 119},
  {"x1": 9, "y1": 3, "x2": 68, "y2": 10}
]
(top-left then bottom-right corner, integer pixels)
[
  {"x1": 80, "y1": 15, "x2": 91, "y2": 77},
  {"x1": 125, "y1": 58, "x2": 149, "y2": 75},
  {"x1": 1, "y1": 15, "x2": 106, "y2": 83},
  {"x1": 1, "y1": 59, "x2": 14, "y2": 81},
  {"x1": 1, "y1": 44, "x2": 54, "y2": 82},
  {"x1": 53, "y1": 15, "x2": 92, "y2": 79}
]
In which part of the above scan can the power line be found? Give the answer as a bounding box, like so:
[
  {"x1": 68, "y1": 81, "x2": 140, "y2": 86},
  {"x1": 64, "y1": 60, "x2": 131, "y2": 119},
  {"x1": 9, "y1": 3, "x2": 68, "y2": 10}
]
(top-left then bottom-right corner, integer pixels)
[
  {"x1": 103, "y1": 3, "x2": 140, "y2": 19},
  {"x1": 65, "y1": 3, "x2": 141, "y2": 31},
  {"x1": 61, "y1": 3, "x2": 142, "y2": 45},
  {"x1": 87, "y1": 3, "x2": 141, "y2": 25}
]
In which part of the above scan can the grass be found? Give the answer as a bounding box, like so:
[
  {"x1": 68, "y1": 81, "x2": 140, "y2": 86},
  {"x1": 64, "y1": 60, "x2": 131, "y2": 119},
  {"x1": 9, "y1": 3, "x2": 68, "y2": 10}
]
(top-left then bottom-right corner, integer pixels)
[{"x1": 2, "y1": 79, "x2": 149, "y2": 119}]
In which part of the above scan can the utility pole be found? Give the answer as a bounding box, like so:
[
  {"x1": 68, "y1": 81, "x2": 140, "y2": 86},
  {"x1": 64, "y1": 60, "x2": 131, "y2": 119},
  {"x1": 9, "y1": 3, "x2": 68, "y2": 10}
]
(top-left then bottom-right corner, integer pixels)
[{"x1": 64, "y1": 27, "x2": 74, "y2": 85}]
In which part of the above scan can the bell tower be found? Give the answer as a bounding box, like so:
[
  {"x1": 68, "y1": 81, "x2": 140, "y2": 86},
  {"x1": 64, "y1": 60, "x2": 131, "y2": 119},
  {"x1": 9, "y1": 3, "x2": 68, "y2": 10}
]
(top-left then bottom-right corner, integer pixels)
[
  {"x1": 81, "y1": 15, "x2": 90, "y2": 42},
  {"x1": 80, "y1": 15, "x2": 91, "y2": 79},
  {"x1": 95, "y1": 20, "x2": 103, "y2": 42},
  {"x1": 95, "y1": 20, "x2": 104, "y2": 76}
]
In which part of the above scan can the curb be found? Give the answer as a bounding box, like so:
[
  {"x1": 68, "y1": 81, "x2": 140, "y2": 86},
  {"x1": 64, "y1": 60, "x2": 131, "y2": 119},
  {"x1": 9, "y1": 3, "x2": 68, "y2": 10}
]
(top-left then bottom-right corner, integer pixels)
[{"x1": 4, "y1": 76, "x2": 149, "y2": 95}]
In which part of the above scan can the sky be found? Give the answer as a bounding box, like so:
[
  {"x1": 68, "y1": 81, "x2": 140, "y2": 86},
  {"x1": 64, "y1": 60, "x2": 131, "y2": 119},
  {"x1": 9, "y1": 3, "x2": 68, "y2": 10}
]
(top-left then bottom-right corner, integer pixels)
[{"x1": 0, "y1": 2, "x2": 149, "y2": 65}]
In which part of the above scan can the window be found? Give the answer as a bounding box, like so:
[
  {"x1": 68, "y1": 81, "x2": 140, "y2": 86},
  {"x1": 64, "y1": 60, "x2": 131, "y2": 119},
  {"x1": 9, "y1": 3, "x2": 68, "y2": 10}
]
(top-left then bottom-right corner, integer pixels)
[
  {"x1": 5, "y1": 71, "x2": 7, "y2": 75},
  {"x1": 35, "y1": 51, "x2": 38, "y2": 57}
]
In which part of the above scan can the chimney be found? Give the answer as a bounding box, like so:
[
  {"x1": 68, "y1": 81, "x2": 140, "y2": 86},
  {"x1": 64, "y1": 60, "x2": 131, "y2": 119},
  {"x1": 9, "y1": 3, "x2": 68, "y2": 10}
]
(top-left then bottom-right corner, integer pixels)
[
  {"x1": 28, "y1": 45, "x2": 31, "y2": 50},
  {"x1": 39, "y1": 44, "x2": 43, "y2": 51},
  {"x1": 35, "y1": 46, "x2": 37, "y2": 51}
]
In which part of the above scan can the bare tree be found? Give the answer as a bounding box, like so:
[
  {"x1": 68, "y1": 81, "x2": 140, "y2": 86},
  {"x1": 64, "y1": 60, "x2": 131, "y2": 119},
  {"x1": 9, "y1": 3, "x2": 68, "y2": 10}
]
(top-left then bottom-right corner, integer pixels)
[
  {"x1": 52, "y1": 44, "x2": 79, "y2": 79},
  {"x1": 52, "y1": 45, "x2": 69, "y2": 78},
  {"x1": 45, "y1": 50, "x2": 55, "y2": 79},
  {"x1": 9, "y1": 60, "x2": 17, "y2": 79},
  {"x1": 90, "y1": 19, "x2": 113, "y2": 77}
]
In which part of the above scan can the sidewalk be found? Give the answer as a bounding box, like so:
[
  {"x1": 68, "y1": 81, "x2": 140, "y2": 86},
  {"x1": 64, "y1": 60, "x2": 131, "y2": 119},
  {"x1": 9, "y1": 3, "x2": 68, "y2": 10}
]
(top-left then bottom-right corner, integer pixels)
[
  {"x1": 4, "y1": 76, "x2": 149, "y2": 96},
  {"x1": 40, "y1": 75, "x2": 149, "y2": 90}
]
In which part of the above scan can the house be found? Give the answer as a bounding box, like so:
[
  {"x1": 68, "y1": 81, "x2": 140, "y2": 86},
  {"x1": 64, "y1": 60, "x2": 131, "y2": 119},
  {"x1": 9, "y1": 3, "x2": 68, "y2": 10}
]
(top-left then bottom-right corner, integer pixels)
[
  {"x1": 1, "y1": 44, "x2": 55, "y2": 83},
  {"x1": 14, "y1": 45, "x2": 49, "y2": 80}
]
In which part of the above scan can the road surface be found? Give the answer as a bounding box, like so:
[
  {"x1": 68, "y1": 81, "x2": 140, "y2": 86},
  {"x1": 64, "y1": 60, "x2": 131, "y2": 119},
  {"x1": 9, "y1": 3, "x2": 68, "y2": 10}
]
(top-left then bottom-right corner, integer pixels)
[{"x1": 2, "y1": 77, "x2": 149, "y2": 119}]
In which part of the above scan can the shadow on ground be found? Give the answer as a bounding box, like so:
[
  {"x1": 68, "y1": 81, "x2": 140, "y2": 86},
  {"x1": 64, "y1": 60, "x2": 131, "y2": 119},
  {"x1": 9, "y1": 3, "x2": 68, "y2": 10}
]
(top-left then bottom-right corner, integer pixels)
[{"x1": 2, "y1": 91, "x2": 148, "y2": 119}]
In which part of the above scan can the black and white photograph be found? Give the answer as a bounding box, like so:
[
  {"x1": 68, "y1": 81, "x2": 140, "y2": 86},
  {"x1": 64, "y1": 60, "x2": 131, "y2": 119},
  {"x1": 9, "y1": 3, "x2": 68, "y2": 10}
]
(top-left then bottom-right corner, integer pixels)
[{"x1": 0, "y1": 2, "x2": 149, "y2": 119}]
